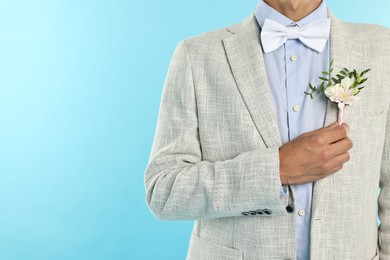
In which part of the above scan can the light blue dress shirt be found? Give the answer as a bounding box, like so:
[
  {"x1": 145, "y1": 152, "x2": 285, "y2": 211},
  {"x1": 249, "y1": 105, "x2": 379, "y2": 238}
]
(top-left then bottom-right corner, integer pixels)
[{"x1": 254, "y1": 1, "x2": 330, "y2": 259}]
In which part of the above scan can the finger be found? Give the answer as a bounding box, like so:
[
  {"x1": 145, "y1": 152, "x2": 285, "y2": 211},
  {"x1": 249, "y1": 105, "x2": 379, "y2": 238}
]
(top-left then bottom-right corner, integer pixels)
[
  {"x1": 309, "y1": 122, "x2": 339, "y2": 137},
  {"x1": 326, "y1": 152, "x2": 350, "y2": 170},
  {"x1": 326, "y1": 122, "x2": 339, "y2": 128},
  {"x1": 341, "y1": 123, "x2": 350, "y2": 134},
  {"x1": 328, "y1": 137, "x2": 353, "y2": 157},
  {"x1": 315, "y1": 122, "x2": 338, "y2": 133},
  {"x1": 324, "y1": 124, "x2": 350, "y2": 144},
  {"x1": 327, "y1": 165, "x2": 343, "y2": 175}
]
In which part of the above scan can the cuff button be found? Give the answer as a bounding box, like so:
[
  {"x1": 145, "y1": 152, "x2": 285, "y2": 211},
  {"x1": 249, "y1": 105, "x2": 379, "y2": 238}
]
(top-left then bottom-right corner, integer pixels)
[{"x1": 256, "y1": 210, "x2": 264, "y2": 215}]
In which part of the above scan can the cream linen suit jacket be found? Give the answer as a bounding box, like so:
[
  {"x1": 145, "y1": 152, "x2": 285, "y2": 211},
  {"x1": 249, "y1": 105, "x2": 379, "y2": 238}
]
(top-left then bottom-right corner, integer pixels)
[{"x1": 144, "y1": 9, "x2": 390, "y2": 260}]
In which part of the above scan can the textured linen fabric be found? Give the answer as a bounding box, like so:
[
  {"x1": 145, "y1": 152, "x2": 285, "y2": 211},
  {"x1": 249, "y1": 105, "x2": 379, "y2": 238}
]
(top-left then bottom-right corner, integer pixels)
[
  {"x1": 255, "y1": 1, "x2": 329, "y2": 259},
  {"x1": 144, "y1": 7, "x2": 390, "y2": 260}
]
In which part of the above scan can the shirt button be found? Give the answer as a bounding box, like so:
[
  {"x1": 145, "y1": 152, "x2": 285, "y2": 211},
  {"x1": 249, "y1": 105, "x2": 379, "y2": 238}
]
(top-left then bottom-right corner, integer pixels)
[
  {"x1": 292, "y1": 105, "x2": 300, "y2": 112},
  {"x1": 298, "y1": 209, "x2": 305, "y2": 216},
  {"x1": 290, "y1": 55, "x2": 298, "y2": 62}
]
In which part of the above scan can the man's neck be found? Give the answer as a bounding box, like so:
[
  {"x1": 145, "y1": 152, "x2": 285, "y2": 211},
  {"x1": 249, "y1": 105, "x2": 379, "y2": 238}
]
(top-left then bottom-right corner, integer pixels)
[{"x1": 263, "y1": 0, "x2": 323, "y2": 21}]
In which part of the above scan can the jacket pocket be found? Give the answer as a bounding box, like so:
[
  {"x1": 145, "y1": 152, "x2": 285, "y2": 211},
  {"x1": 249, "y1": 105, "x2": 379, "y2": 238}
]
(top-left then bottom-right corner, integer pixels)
[{"x1": 186, "y1": 233, "x2": 243, "y2": 260}]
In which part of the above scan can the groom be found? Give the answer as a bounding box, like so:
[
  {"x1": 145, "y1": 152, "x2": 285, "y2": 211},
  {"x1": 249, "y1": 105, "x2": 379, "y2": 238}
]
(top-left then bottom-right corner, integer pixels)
[{"x1": 144, "y1": 0, "x2": 390, "y2": 259}]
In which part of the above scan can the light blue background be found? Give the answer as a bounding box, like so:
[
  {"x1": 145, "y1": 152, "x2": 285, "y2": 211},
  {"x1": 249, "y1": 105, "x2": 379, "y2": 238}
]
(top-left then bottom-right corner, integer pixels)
[{"x1": 0, "y1": 1, "x2": 389, "y2": 259}]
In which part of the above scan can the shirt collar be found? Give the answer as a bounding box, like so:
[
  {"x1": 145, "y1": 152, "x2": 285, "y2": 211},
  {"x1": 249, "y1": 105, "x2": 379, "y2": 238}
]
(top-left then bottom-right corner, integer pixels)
[{"x1": 254, "y1": 0, "x2": 328, "y2": 28}]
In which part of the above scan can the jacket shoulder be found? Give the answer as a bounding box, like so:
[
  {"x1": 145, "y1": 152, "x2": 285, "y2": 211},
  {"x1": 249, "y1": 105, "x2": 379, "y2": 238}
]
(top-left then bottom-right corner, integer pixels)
[
  {"x1": 182, "y1": 20, "x2": 242, "y2": 47},
  {"x1": 338, "y1": 20, "x2": 390, "y2": 47},
  {"x1": 177, "y1": 14, "x2": 253, "y2": 55}
]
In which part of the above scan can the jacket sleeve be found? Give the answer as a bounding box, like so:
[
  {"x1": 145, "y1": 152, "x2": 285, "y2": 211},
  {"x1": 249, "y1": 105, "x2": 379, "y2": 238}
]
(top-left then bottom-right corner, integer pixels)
[
  {"x1": 144, "y1": 40, "x2": 289, "y2": 221},
  {"x1": 379, "y1": 94, "x2": 390, "y2": 259}
]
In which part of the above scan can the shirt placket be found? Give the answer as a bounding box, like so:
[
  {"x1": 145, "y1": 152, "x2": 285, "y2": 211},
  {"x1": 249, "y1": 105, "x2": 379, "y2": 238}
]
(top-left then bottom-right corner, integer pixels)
[{"x1": 285, "y1": 33, "x2": 311, "y2": 260}]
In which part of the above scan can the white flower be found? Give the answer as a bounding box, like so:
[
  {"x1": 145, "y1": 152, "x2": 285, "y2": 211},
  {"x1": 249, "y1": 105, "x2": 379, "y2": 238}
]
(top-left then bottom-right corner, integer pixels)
[
  {"x1": 334, "y1": 86, "x2": 359, "y2": 105},
  {"x1": 324, "y1": 84, "x2": 337, "y2": 99},
  {"x1": 324, "y1": 76, "x2": 359, "y2": 105},
  {"x1": 340, "y1": 76, "x2": 355, "y2": 90},
  {"x1": 324, "y1": 81, "x2": 359, "y2": 105},
  {"x1": 305, "y1": 64, "x2": 370, "y2": 125}
]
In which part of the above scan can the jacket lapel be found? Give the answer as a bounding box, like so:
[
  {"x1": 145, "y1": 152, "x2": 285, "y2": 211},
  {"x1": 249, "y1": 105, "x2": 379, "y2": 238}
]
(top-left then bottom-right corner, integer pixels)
[
  {"x1": 311, "y1": 10, "x2": 368, "y2": 220},
  {"x1": 222, "y1": 14, "x2": 282, "y2": 148},
  {"x1": 322, "y1": 11, "x2": 368, "y2": 129}
]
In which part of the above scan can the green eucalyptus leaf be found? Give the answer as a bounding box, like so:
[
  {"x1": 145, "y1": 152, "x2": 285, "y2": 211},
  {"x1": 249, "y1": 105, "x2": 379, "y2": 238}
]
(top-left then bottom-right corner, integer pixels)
[
  {"x1": 332, "y1": 77, "x2": 340, "y2": 84},
  {"x1": 309, "y1": 83, "x2": 317, "y2": 91},
  {"x1": 360, "y1": 69, "x2": 371, "y2": 76},
  {"x1": 359, "y1": 78, "x2": 368, "y2": 84},
  {"x1": 319, "y1": 82, "x2": 325, "y2": 92}
]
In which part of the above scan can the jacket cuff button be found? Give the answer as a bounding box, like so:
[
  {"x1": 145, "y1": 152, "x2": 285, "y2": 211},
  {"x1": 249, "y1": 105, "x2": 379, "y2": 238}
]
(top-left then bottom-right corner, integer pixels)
[{"x1": 256, "y1": 209, "x2": 264, "y2": 215}]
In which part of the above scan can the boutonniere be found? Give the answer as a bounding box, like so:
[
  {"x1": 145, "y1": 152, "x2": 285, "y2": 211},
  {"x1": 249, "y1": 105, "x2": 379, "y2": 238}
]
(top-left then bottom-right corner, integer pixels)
[{"x1": 304, "y1": 60, "x2": 370, "y2": 125}]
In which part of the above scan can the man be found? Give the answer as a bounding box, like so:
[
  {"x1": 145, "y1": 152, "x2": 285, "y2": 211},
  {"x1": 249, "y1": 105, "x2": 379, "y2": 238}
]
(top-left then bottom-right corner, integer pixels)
[{"x1": 144, "y1": 0, "x2": 390, "y2": 259}]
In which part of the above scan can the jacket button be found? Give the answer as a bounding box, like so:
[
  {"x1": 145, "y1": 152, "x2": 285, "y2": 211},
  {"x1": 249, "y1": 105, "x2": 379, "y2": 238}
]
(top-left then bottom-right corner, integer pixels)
[
  {"x1": 241, "y1": 212, "x2": 249, "y2": 216},
  {"x1": 263, "y1": 209, "x2": 272, "y2": 215},
  {"x1": 286, "y1": 204, "x2": 294, "y2": 213},
  {"x1": 256, "y1": 209, "x2": 264, "y2": 215}
]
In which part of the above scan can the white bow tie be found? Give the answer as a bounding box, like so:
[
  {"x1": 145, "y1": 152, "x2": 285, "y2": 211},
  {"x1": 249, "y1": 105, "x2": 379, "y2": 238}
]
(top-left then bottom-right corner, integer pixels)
[{"x1": 260, "y1": 18, "x2": 331, "y2": 53}]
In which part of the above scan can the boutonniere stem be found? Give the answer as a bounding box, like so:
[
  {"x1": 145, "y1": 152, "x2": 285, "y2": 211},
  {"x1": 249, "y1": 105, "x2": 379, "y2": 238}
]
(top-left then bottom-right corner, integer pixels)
[{"x1": 304, "y1": 60, "x2": 370, "y2": 125}]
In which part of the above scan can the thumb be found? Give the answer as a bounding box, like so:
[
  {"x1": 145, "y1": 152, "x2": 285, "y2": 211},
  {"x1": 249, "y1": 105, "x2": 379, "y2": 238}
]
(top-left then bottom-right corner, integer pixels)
[{"x1": 326, "y1": 122, "x2": 338, "y2": 128}]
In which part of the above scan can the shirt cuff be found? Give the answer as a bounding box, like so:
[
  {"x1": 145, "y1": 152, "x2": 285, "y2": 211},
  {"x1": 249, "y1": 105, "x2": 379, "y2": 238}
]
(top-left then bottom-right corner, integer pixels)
[{"x1": 279, "y1": 184, "x2": 288, "y2": 198}]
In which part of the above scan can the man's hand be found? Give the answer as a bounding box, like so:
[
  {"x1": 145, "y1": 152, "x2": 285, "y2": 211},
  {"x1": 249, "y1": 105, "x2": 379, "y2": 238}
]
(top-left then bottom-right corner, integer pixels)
[{"x1": 279, "y1": 122, "x2": 353, "y2": 185}]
